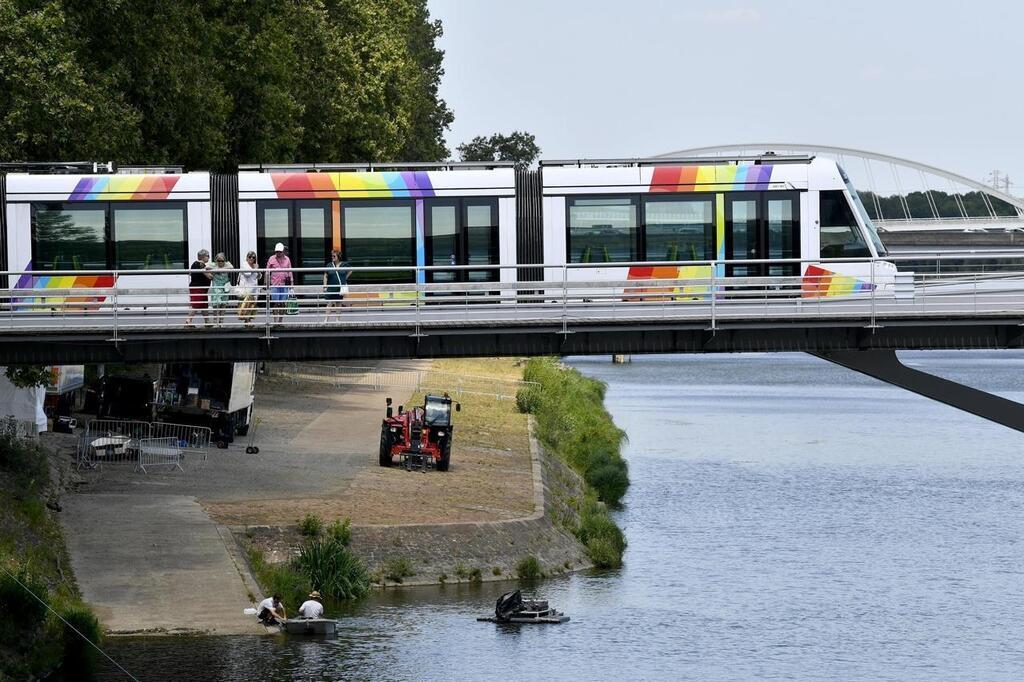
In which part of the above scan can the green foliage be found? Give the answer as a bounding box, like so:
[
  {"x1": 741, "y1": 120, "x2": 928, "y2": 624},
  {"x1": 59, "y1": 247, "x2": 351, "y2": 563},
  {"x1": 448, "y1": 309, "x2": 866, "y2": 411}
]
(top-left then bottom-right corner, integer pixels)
[
  {"x1": 326, "y1": 519, "x2": 352, "y2": 545},
  {"x1": 457, "y1": 131, "x2": 541, "y2": 170},
  {"x1": 294, "y1": 536, "x2": 371, "y2": 601},
  {"x1": 246, "y1": 546, "x2": 311, "y2": 611},
  {"x1": 491, "y1": 566, "x2": 502, "y2": 576},
  {"x1": 515, "y1": 555, "x2": 542, "y2": 580},
  {"x1": 576, "y1": 494, "x2": 627, "y2": 569},
  {"x1": 0, "y1": 568, "x2": 49, "y2": 633},
  {"x1": 519, "y1": 357, "x2": 629, "y2": 506},
  {"x1": 453, "y1": 563, "x2": 468, "y2": 579},
  {"x1": 518, "y1": 357, "x2": 630, "y2": 568},
  {"x1": 382, "y1": 557, "x2": 414, "y2": 583},
  {"x1": 0, "y1": 0, "x2": 452, "y2": 169},
  {"x1": 3, "y1": 366, "x2": 53, "y2": 389},
  {"x1": 59, "y1": 605, "x2": 101, "y2": 679},
  {"x1": 467, "y1": 567, "x2": 482, "y2": 583},
  {"x1": 299, "y1": 513, "x2": 323, "y2": 538},
  {"x1": 0, "y1": 420, "x2": 48, "y2": 494}
]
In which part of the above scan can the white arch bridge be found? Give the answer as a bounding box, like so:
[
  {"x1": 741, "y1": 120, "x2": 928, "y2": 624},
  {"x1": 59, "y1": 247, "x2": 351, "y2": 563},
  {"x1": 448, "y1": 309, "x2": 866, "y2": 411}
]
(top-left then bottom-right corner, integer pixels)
[{"x1": 660, "y1": 143, "x2": 1024, "y2": 234}]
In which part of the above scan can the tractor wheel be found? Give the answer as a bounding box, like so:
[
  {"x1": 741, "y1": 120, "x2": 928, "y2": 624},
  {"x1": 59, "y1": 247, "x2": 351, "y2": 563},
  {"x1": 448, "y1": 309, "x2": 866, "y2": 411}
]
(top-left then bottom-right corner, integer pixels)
[
  {"x1": 437, "y1": 439, "x2": 451, "y2": 472},
  {"x1": 379, "y1": 430, "x2": 392, "y2": 467}
]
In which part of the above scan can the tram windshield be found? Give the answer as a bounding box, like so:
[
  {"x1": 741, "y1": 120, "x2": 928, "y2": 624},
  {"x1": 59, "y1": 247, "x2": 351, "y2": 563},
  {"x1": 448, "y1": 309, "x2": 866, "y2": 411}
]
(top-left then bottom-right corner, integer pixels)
[{"x1": 838, "y1": 165, "x2": 887, "y2": 256}]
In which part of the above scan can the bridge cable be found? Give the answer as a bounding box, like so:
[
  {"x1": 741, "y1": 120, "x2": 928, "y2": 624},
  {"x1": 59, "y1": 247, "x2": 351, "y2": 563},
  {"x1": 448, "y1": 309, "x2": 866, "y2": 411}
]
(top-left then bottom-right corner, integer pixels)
[
  {"x1": 947, "y1": 178, "x2": 969, "y2": 219},
  {"x1": 918, "y1": 169, "x2": 940, "y2": 220},
  {"x1": 890, "y1": 162, "x2": 913, "y2": 220},
  {"x1": 862, "y1": 157, "x2": 885, "y2": 221},
  {"x1": 0, "y1": 564, "x2": 140, "y2": 681}
]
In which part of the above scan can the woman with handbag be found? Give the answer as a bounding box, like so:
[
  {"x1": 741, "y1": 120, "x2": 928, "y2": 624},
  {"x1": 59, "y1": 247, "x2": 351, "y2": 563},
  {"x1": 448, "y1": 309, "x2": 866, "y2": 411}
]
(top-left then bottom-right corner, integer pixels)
[
  {"x1": 322, "y1": 249, "x2": 350, "y2": 323},
  {"x1": 266, "y1": 243, "x2": 292, "y2": 324},
  {"x1": 237, "y1": 251, "x2": 262, "y2": 326}
]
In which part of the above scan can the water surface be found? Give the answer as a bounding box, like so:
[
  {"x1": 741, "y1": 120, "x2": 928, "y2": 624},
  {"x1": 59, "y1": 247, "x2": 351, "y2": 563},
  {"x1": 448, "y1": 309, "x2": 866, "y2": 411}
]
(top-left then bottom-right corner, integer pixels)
[{"x1": 101, "y1": 351, "x2": 1024, "y2": 681}]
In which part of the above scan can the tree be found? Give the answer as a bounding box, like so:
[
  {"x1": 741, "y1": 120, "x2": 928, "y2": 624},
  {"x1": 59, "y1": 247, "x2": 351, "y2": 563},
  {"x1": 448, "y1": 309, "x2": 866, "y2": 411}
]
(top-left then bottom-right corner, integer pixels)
[
  {"x1": 4, "y1": 366, "x2": 53, "y2": 389},
  {"x1": 457, "y1": 131, "x2": 540, "y2": 170},
  {"x1": 0, "y1": 0, "x2": 454, "y2": 169}
]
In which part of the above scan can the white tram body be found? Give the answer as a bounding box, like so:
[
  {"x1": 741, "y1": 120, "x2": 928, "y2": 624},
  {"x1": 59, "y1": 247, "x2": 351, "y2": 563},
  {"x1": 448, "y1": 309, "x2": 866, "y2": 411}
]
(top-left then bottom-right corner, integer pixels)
[
  {"x1": 235, "y1": 166, "x2": 517, "y2": 298},
  {"x1": 540, "y1": 157, "x2": 894, "y2": 297},
  {"x1": 4, "y1": 170, "x2": 210, "y2": 303},
  {"x1": 0, "y1": 156, "x2": 894, "y2": 305}
]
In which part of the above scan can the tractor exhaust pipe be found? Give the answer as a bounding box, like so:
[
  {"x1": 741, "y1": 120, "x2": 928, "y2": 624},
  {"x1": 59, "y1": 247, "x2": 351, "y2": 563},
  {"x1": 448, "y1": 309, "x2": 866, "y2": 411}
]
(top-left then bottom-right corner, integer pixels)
[{"x1": 386, "y1": 397, "x2": 393, "y2": 418}]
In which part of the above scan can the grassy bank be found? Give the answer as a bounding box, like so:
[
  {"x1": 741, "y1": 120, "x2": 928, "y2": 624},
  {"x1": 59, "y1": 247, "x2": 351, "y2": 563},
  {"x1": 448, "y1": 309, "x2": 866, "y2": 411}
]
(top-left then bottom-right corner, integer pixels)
[
  {"x1": 0, "y1": 423, "x2": 102, "y2": 680},
  {"x1": 518, "y1": 357, "x2": 629, "y2": 568}
]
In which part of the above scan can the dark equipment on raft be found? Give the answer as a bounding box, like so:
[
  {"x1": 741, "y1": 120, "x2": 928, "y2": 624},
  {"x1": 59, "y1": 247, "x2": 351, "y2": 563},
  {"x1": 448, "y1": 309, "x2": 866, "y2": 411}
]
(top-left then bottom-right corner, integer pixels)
[{"x1": 477, "y1": 590, "x2": 570, "y2": 624}]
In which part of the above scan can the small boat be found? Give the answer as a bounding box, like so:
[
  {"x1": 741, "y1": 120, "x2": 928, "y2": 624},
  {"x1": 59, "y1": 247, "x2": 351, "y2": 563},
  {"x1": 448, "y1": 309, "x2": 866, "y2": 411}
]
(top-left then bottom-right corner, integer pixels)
[
  {"x1": 281, "y1": 618, "x2": 339, "y2": 636},
  {"x1": 477, "y1": 590, "x2": 569, "y2": 624}
]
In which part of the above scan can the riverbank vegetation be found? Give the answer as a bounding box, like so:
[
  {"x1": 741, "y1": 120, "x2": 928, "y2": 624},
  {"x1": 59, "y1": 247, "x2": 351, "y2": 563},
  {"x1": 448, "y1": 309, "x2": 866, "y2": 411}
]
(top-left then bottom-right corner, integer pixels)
[
  {"x1": 518, "y1": 358, "x2": 629, "y2": 568},
  {"x1": 0, "y1": 420, "x2": 101, "y2": 680},
  {"x1": 246, "y1": 516, "x2": 370, "y2": 611}
]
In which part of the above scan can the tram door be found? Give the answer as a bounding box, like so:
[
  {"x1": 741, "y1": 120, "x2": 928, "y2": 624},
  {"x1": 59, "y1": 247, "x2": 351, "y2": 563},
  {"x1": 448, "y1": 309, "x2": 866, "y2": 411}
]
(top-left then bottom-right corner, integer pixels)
[
  {"x1": 425, "y1": 199, "x2": 499, "y2": 284},
  {"x1": 723, "y1": 192, "x2": 800, "y2": 277}
]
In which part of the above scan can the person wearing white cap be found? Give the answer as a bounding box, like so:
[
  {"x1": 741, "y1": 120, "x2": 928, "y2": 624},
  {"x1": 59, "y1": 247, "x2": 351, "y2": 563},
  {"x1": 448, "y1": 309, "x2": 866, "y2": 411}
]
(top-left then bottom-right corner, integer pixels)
[{"x1": 266, "y1": 242, "x2": 293, "y2": 324}]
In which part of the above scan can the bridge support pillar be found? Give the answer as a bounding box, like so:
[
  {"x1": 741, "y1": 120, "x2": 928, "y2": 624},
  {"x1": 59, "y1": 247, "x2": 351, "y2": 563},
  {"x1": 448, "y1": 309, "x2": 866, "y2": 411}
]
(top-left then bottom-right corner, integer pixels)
[
  {"x1": 612, "y1": 354, "x2": 631, "y2": 364},
  {"x1": 810, "y1": 349, "x2": 1024, "y2": 434}
]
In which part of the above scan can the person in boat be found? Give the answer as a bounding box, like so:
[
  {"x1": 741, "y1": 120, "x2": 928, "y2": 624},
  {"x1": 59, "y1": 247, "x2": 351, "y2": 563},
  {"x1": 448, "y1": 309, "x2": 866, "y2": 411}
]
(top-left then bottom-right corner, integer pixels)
[
  {"x1": 256, "y1": 593, "x2": 286, "y2": 625},
  {"x1": 297, "y1": 590, "x2": 324, "y2": 619}
]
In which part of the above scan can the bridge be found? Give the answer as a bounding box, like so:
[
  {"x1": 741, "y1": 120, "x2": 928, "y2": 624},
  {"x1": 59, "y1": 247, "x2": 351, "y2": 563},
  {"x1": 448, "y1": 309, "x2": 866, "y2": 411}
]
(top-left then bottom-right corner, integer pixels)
[
  {"x1": 1, "y1": 255, "x2": 1023, "y2": 362},
  {"x1": 3, "y1": 255, "x2": 1024, "y2": 432},
  {"x1": 661, "y1": 144, "x2": 1024, "y2": 238}
]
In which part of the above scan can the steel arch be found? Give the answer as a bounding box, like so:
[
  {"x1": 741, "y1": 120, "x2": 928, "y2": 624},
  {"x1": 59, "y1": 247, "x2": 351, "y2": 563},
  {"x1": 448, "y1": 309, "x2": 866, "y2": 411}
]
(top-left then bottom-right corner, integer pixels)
[{"x1": 658, "y1": 143, "x2": 1024, "y2": 216}]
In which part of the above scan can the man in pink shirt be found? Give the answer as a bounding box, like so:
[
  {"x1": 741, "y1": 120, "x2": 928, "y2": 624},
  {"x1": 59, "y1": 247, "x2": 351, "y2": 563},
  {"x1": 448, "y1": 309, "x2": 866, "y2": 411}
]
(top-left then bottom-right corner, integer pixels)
[{"x1": 266, "y1": 243, "x2": 293, "y2": 323}]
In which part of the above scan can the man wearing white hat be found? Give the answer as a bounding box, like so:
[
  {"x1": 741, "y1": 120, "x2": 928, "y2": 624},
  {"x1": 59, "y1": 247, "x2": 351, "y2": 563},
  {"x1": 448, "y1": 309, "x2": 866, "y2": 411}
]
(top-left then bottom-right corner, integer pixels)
[
  {"x1": 298, "y1": 590, "x2": 324, "y2": 619},
  {"x1": 266, "y1": 243, "x2": 293, "y2": 324}
]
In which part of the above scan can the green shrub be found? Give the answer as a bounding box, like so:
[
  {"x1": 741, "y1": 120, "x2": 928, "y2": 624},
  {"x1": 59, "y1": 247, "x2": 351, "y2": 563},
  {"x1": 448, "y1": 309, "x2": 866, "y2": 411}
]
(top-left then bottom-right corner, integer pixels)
[
  {"x1": 246, "y1": 546, "x2": 312, "y2": 609},
  {"x1": 295, "y1": 536, "x2": 370, "y2": 600},
  {"x1": 515, "y1": 555, "x2": 542, "y2": 580},
  {"x1": 60, "y1": 605, "x2": 101, "y2": 679},
  {"x1": 0, "y1": 422, "x2": 49, "y2": 495},
  {"x1": 491, "y1": 566, "x2": 502, "y2": 576},
  {"x1": 454, "y1": 563, "x2": 468, "y2": 579},
  {"x1": 577, "y1": 495, "x2": 627, "y2": 569},
  {"x1": 326, "y1": 519, "x2": 352, "y2": 545},
  {"x1": 0, "y1": 568, "x2": 49, "y2": 633},
  {"x1": 520, "y1": 357, "x2": 629, "y2": 506},
  {"x1": 298, "y1": 514, "x2": 323, "y2": 538},
  {"x1": 468, "y1": 567, "x2": 482, "y2": 583},
  {"x1": 383, "y1": 557, "x2": 414, "y2": 583}
]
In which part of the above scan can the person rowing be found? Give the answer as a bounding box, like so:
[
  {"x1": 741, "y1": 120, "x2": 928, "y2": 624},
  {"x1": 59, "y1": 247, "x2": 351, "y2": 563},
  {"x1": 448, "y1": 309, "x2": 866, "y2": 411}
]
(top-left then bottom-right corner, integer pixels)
[{"x1": 256, "y1": 593, "x2": 286, "y2": 625}]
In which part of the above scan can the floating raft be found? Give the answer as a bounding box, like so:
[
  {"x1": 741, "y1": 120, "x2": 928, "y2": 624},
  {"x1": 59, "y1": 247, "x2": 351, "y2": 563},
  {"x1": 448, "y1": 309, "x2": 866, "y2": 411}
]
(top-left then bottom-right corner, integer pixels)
[
  {"x1": 281, "y1": 618, "x2": 338, "y2": 636},
  {"x1": 477, "y1": 596, "x2": 569, "y2": 624}
]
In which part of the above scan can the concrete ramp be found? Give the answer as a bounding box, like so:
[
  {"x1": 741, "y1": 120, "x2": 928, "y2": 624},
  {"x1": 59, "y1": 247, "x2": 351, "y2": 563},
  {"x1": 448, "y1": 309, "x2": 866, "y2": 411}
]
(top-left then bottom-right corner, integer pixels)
[{"x1": 61, "y1": 494, "x2": 263, "y2": 635}]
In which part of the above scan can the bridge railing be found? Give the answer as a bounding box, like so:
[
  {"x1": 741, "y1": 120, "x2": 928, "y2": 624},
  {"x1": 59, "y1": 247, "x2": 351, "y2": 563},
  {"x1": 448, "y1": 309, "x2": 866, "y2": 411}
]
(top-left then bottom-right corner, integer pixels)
[{"x1": 2, "y1": 255, "x2": 1024, "y2": 335}]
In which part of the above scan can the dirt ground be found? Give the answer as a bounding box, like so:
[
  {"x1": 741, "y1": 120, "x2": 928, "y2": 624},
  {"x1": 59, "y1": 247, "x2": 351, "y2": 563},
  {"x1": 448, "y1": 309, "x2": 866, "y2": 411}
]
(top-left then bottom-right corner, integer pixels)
[{"x1": 203, "y1": 358, "x2": 535, "y2": 526}]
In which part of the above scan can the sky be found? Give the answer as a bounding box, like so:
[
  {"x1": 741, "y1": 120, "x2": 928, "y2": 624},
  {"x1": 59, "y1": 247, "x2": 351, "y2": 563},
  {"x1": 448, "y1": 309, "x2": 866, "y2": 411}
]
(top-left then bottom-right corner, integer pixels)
[{"x1": 427, "y1": 0, "x2": 1023, "y2": 192}]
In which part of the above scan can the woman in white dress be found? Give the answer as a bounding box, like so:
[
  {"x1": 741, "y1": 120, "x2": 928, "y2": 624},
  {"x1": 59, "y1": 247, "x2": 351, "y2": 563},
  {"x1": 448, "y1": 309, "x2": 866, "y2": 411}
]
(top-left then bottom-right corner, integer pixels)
[{"x1": 237, "y1": 251, "x2": 262, "y2": 326}]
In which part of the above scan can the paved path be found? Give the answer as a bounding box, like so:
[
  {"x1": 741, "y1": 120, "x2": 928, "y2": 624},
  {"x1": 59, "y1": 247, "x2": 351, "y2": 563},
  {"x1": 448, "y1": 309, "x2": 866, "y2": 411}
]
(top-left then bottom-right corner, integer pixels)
[{"x1": 61, "y1": 494, "x2": 263, "y2": 635}]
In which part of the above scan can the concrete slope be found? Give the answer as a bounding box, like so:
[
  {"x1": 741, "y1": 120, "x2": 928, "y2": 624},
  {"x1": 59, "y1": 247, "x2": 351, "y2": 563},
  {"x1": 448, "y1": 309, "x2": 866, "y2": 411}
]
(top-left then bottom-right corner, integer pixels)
[{"x1": 61, "y1": 494, "x2": 263, "y2": 635}]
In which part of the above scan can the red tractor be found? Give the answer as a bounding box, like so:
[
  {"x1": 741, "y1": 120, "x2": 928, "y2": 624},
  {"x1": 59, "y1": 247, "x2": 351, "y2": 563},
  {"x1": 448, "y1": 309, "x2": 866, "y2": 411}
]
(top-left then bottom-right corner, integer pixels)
[{"x1": 379, "y1": 394, "x2": 460, "y2": 471}]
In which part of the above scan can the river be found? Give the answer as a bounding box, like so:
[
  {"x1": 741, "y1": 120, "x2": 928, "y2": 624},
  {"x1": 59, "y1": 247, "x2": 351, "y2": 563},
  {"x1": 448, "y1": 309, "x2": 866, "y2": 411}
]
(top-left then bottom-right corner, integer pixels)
[{"x1": 99, "y1": 351, "x2": 1024, "y2": 681}]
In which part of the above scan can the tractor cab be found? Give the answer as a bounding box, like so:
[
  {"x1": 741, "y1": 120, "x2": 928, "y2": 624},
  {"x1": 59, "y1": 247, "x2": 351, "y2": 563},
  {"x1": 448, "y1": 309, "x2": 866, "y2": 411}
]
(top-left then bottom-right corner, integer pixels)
[{"x1": 424, "y1": 394, "x2": 459, "y2": 427}]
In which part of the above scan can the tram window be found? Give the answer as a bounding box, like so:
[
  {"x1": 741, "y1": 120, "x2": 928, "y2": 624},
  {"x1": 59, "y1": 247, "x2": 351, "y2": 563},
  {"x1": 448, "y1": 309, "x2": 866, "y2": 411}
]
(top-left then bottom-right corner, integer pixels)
[
  {"x1": 465, "y1": 201, "x2": 498, "y2": 282},
  {"x1": 766, "y1": 197, "x2": 799, "y2": 276},
  {"x1": 297, "y1": 204, "x2": 329, "y2": 285},
  {"x1": 113, "y1": 205, "x2": 186, "y2": 270},
  {"x1": 31, "y1": 203, "x2": 109, "y2": 270},
  {"x1": 567, "y1": 197, "x2": 637, "y2": 263},
  {"x1": 428, "y1": 204, "x2": 458, "y2": 282},
  {"x1": 819, "y1": 191, "x2": 870, "y2": 258},
  {"x1": 343, "y1": 203, "x2": 415, "y2": 282},
  {"x1": 258, "y1": 204, "x2": 292, "y2": 263},
  {"x1": 643, "y1": 198, "x2": 714, "y2": 261}
]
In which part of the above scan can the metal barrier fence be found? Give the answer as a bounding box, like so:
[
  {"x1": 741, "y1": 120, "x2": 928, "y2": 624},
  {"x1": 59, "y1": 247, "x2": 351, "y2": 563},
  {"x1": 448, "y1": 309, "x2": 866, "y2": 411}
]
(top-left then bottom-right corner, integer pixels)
[
  {"x1": 76, "y1": 419, "x2": 211, "y2": 472},
  {"x1": 3, "y1": 255, "x2": 1024, "y2": 337},
  {"x1": 262, "y1": 363, "x2": 537, "y2": 400}
]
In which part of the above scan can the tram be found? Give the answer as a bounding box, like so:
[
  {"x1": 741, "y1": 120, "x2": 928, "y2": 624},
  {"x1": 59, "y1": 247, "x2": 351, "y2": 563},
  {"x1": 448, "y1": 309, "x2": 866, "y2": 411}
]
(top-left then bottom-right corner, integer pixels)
[{"x1": 0, "y1": 155, "x2": 894, "y2": 302}]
